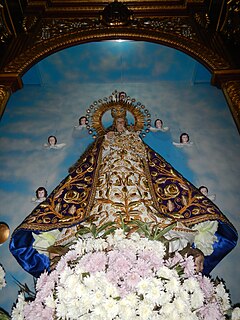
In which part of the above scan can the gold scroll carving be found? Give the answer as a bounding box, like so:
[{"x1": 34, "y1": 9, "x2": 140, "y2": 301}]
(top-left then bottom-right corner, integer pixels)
[
  {"x1": 0, "y1": 85, "x2": 11, "y2": 118},
  {"x1": 3, "y1": 16, "x2": 230, "y2": 74},
  {"x1": 222, "y1": 81, "x2": 240, "y2": 133}
]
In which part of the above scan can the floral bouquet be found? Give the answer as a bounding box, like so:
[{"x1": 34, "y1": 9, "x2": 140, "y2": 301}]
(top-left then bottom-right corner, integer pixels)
[
  {"x1": 11, "y1": 222, "x2": 240, "y2": 320},
  {"x1": 0, "y1": 264, "x2": 6, "y2": 290}
]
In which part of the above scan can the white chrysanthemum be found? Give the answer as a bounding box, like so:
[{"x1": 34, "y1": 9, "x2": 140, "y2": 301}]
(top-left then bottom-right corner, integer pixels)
[
  {"x1": 138, "y1": 300, "x2": 154, "y2": 320},
  {"x1": 157, "y1": 265, "x2": 178, "y2": 280},
  {"x1": 232, "y1": 307, "x2": 240, "y2": 320},
  {"x1": 32, "y1": 229, "x2": 61, "y2": 255},
  {"x1": 11, "y1": 292, "x2": 27, "y2": 320},
  {"x1": 93, "y1": 303, "x2": 108, "y2": 319},
  {"x1": 0, "y1": 265, "x2": 6, "y2": 289},
  {"x1": 130, "y1": 232, "x2": 141, "y2": 242},
  {"x1": 119, "y1": 303, "x2": 138, "y2": 319},
  {"x1": 123, "y1": 292, "x2": 139, "y2": 307},
  {"x1": 142, "y1": 239, "x2": 166, "y2": 257},
  {"x1": 85, "y1": 238, "x2": 96, "y2": 252},
  {"x1": 172, "y1": 296, "x2": 190, "y2": 315},
  {"x1": 182, "y1": 277, "x2": 201, "y2": 293},
  {"x1": 192, "y1": 221, "x2": 218, "y2": 256},
  {"x1": 106, "y1": 233, "x2": 115, "y2": 246},
  {"x1": 92, "y1": 289, "x2": 105, "y2": 305},
  {"x1": 157, "y1": 289, "x2": 173, "y2": 306},
  {"x1": 215, "y1": 282, "x2": 231, "y2": 311},
  {"x1": 56, "y1": 300, "x2": 69, "y2": 319},
  {"x1": 64, "y1": 272, "x2": 81, "y2": 290},
  {"x1": 160, "y1": 301, "x2": 177, "y2": 316},
  {"x1": 45, "y1": 292, "x2": 56, "y2": 309},
  {"x1": 144, "y1": 282, "x2": 163, "y2": 304},
  {"x1": 59, "y1": 266, "x2": 74, "y2": 285},
  {"x1": 137, "y1": 278, "x2": 153, "y2": 295},
  {"x1": 104, "y1": 282, "x2": 119, "y2": 297},
  {"x1": 102, "y1": 297, "x2": 119, "y2": 319},
  {"x1": 66, "y1": 298, "x2": 84, "y2": 319},
  {"x1": 74, "y1": 264, "x2": 87, "y2": 276},
  {"x1": 83, "y1": 274, "x2": 99, "y2": 290},
  {"x1": 190, "y1": 289, "x2": 204, "y2": 309},
  {"x1": 114, "y1": 238, "x2": 134, "y2": 251},
  {"x1": 71, "y1": 238, "x2": 86, "y2": 255},
  {"x1": 93, "y1": 238, "x2": 109, "y2": 251},
  {"x1": 178, "y1": 287, "x2": 190, "y2": 302},
  {"x1": 113, "y1": 229, "x2": 125, "y2": 241},
  {"x1": 56, "y1": 286, "x2": 66, "y2": 302},
  {"x1": 165, "y1": 277, "x2": 181, "y2": 294}
]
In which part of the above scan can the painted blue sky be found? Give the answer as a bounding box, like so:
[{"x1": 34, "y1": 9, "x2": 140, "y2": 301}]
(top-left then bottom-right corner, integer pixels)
[
  {"x1": 22, "y1": 40, "x2": 211, "y2": 85},
  {"x1": 0, "y1": 41, "x2": 239, "y2": 315}
]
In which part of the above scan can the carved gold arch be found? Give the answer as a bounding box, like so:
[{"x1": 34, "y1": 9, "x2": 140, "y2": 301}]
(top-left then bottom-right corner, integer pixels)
[{"x1": 0, "y1": 19, "x2": 240, "y2": 132}]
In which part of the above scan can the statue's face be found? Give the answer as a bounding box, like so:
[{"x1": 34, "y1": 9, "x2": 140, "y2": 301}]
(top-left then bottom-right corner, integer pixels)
[{"x1": 116, "y1": 118, "x2": 125, "y2": 132}]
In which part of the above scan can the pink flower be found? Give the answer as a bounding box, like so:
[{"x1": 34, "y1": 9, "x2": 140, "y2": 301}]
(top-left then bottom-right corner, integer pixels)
[
  {"x1": 198, "y1": 275, "x2": 215, "y2": 299},
  {"x1": 198, "y1": 302, "x2": 223, "y2": 320},
  {"x1": 181, "y1": 255, "x2": 195, "y2": 277},
  {"x1": 108, "y1": 252, "x2": 131, "y2": 276},
  {"x1": 78, "y1": 251, "x2": 107, "y2": 273},
  {"x1": 164, "y1": 252, "x2": 183, "y2": 268},
  {"x1": 138, "y1": 250, "x2": 164, "y2": 270},
  {"x1": 134, "y1": 258, "x2": 152, "y2": 277},
  {"x1": 125, "y1": 271, "x2": 141, "y2": 289},
  {"x1": 56, "y1": 250, "x2": 78, "y2": 273},
  {"x1": 41, "y1": 306, "x2": 54, "y2": 320},
  {"x1": 36, "y1": 280, "x2": 55, "y2": 302},
  {"x1": 24, "y1": 301, "x2": 45, "y2": 320},
  {"x1": 36, "y1": 270, "x2": 49, "y2": 291}
]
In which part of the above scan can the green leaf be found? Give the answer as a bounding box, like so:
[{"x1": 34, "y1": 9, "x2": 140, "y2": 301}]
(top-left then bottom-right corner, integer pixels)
[
  {"x1": 82, "y1": 272, "x2": 90, "y2": 279},
  {"x1": 101, "y1": 227, "x2": 118, "y2": 238},
  {"x1": 90, "y1": 224, "x2": 97, "y2": 237},
  {"x1": 154, "y1": 222, "x2": 177, "y2": 240},
  {"x1": 96, "y1": 221, "x2": 116, "y2": 235},
  {"x1": 75, "y1": 227, "x2": 91, "y2": 236},
  {"x1": 0, "y1": 309, "x2": 11, "y2": 320},
  {"x1": 47, "y1": 245, "x2": 69, "y2": 255},
  {"x1": 113, "y1": 296, "x2": 121, "y2": 301}
]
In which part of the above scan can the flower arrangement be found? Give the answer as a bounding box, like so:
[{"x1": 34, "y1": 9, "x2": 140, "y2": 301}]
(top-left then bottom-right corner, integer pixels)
[
  {"x1": 11, "y1": 223, "x2": 240, "y2": 320},
  {"x1": 0, "y1": 264, "x2": 6, "y2": 290}
]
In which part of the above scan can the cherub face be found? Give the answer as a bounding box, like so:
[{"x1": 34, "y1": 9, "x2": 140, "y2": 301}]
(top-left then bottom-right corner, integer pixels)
[
  {"x1": 48, "y1": 136, "x2": 57, "y2": 145},
  {"x1": 80, "y1": 117, "x2": 87, "y2": 125},
  {"x1": 200, "y1": 187, "x2": 208, "y2": 196},
  {"x1": 181, "y1": 134, "x2": 189, "y2": 143},
  {"x1": 37, "y1": 189, "x2": 45, "y2": 199},
  {"x1": 155, "y1": 120, "x2": 163, "y2": 128}
]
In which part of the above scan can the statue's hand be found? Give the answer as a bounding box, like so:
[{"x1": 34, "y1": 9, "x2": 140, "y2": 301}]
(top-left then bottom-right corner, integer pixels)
[
  {"x1": 106, "y1": 131, "x2": 114, "y2": 140},
  {"x1": 187, "y1": 247, "x2": 204, "y2": 273},
  {"x1": 48, "y1": 245, "x2": 69, "y2": 270},
  {"x1": 194, "y1": 253, "x2": 204, "y2": 273}
]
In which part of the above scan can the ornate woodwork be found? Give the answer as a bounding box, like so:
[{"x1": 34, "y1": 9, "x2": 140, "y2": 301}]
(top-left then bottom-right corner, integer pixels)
[{"x1": 0, "y1": 0, "x2": 239, "y2": 132}]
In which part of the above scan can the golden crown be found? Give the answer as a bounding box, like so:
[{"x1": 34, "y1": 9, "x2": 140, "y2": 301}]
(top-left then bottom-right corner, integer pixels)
[
  {"x1": 85, "y1": 91, "x2": 151, "y2": 137},
  {"x1": 111, "y1": 105, "x2": 127, "y2": 119}
]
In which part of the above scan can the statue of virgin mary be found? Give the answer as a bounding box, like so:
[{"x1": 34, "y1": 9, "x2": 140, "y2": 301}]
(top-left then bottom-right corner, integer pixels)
[{"x1": 9, "y1": 92, "x2": 238, "y2": 278}]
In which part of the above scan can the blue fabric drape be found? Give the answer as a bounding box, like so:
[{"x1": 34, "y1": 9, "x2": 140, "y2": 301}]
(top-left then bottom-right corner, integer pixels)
[{"x1": 9, "y1": 230, "x2": 50, "y2": 278}]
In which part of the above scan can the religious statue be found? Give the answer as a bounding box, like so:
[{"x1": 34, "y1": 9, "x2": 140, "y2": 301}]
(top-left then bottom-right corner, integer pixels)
[{"x1": 9, "y1": 92, "x2": 238, "y2": 279}]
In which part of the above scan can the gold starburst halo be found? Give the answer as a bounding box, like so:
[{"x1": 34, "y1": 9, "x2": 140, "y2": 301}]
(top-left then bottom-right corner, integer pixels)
[{"x1": 85, "y1": 92, "x2": 151, "y2": 137}]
